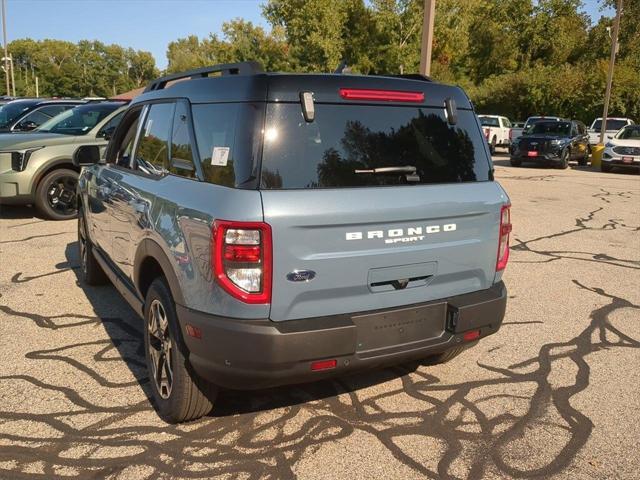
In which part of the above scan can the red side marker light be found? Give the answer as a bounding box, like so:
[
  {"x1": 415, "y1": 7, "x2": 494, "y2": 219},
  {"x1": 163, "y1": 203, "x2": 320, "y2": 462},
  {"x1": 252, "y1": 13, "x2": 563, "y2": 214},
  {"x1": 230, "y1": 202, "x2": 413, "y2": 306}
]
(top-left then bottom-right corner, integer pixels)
[
  {"x1": 185, "y1": 324, "x2": 202, "y2": 339},
  {"x1": 311, "y1": 359, "x2": 337, "y2": 371},
  {"x1": 339, "y1": 88, "x2": 424, "y2": 103},
  {"x1": 463, "y1": 330, "x2": 481, "y2": 342}
]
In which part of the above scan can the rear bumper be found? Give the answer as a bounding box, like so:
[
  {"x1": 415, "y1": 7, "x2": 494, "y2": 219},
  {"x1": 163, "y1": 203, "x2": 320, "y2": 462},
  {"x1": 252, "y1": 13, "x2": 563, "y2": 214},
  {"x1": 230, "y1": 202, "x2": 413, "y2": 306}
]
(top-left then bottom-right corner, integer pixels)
[
  {"x1": 510, "y1": 151, "x2": 561, "y2": 163},
  {"x1": 602, "y1": 155, "x2": 640, "y2": 168},
  {"x1": 177, "y1": 282, "x2": 507, "y2": 390}
]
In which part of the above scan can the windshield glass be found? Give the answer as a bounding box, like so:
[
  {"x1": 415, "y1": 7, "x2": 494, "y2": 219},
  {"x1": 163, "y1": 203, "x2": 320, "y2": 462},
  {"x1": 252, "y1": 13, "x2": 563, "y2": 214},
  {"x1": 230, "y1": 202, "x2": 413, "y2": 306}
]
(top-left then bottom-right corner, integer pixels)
[
  {"x1": 260, "y1": 104, "x2": 491, "y2": 189},
  {"x1": 478, "y1": 116, "x2": 499, "y2": 127},
  {"x1": 529, "y1": 121, "x2": 571, "y2": 136},
  {"x1": 615, "y1": 125, "x2": 640, "y2": 140},
  {"x1": 37, "y1": 103, "x2": 120, "y2": 135},
  {"x1": 0, "y1": 102, "x2": 36, "y2": 128},
  {"x1": 591, "y1": 119, "x2": 629, "y2": 132}
]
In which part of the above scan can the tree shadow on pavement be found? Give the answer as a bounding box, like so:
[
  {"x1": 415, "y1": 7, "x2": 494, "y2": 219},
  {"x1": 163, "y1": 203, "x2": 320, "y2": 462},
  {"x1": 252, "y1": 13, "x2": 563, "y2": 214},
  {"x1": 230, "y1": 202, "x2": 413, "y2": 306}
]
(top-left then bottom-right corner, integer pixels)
[{"x1": 0, "y1": 213, "x2": 638, "y2": 479}]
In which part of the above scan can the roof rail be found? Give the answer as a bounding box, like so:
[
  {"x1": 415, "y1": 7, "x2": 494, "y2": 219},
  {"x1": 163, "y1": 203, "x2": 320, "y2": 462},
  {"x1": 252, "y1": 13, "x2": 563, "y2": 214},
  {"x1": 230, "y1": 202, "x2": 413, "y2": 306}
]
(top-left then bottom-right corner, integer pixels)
[{"x1": 144, "y1": 61, "x2": 264, "y2": 93}]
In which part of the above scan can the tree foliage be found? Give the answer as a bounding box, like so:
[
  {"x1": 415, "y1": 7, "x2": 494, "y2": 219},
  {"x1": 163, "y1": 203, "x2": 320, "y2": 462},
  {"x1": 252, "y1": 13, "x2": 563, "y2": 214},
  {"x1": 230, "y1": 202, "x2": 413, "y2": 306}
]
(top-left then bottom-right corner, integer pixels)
[
  {"x1": 2, "y1": 0, "x2": 636, "y2": 122},
  {"x1": 3, "y1": 39, "x2": 158, "y2": 97}
]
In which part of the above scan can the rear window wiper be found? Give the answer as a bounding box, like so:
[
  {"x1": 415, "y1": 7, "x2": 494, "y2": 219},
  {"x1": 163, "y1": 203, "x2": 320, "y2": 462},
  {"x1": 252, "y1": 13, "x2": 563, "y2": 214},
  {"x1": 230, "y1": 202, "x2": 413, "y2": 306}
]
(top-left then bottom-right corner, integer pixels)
[
  {"x1": 354, "y1": 166, "x2": 416, "y2": 175},
  {"x1": 354, "y1": 166, "x2": 420, "y2": 182}
]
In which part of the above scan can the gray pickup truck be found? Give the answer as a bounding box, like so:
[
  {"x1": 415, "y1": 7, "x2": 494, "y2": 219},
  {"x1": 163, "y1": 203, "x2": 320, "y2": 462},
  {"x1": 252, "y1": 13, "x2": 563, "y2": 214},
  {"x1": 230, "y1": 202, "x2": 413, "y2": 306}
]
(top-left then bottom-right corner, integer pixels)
[{"x1": 74, "y1": 62, "x2": 511, "y2": 423}]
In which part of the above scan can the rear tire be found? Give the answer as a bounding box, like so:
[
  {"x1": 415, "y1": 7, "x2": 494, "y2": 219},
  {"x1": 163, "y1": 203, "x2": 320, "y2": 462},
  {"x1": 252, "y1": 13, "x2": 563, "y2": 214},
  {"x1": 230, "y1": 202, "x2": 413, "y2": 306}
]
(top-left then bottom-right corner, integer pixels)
[
  {"x1": 78, "y1": 205, "x2": 108, "y2": 286},
  {"x1": 144, "y1": 277, "x2": 217, "y2": 423},
  {"x1": 490, "y1": 136, "x2": 497, "y2": 155},
  {"x1": 423, "y1": 345, "x2": 465, "y2": 365},
  {"x1": 35, "y1": 168, "x2": 78, "y2": 220}
]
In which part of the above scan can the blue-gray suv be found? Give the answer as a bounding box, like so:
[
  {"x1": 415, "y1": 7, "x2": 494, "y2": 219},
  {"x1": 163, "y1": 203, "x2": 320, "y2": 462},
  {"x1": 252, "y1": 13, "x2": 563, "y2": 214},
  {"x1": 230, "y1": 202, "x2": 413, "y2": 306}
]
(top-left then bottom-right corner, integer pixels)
[{"x1": 74, "y1": 62, "x2": 511, "y2": 423}]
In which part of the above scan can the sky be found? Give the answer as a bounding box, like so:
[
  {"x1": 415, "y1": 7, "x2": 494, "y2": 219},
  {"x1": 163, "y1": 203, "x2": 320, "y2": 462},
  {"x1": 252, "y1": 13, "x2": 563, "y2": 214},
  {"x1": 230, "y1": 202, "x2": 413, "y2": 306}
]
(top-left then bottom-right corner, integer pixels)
[{"x1": 5, "y1": 0, "x2": 614, "y2": 70}]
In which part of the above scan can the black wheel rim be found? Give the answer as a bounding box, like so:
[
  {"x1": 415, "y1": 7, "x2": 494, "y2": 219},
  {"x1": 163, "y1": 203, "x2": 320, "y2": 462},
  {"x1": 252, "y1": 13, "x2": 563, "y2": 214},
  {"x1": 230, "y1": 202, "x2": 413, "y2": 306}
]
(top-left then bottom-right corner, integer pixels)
[
  {"x1": 147, "y1": 299, "x2": 174, "y2": 399},
  {"x1": 46, "y1": 175, "x2": 77, "y2": 216},
  {"x1": 78, "y1": 214, "x2": 88, "y2": 276}
]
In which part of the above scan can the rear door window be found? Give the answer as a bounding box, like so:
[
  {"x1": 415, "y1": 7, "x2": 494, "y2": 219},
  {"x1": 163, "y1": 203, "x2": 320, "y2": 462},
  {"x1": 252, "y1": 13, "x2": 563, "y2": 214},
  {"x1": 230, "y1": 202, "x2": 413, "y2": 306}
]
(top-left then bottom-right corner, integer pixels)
[{"x1": 261, "y1": 104, "x2": 491, "y2": 189}]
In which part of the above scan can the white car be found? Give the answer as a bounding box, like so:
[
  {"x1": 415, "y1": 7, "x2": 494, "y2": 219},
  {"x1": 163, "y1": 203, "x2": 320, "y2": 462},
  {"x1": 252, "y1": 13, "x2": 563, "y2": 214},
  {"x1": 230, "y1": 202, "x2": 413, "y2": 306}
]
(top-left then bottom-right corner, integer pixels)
[
  {"x1": 478, "y1": 115, "x2": 512, "y2": 153},
  {"x1": 601, "y1": 124, "x2": 640, "y2": 172},
  {"x1": 588, "y1": 117, "x2": 635, "y2": 145}
]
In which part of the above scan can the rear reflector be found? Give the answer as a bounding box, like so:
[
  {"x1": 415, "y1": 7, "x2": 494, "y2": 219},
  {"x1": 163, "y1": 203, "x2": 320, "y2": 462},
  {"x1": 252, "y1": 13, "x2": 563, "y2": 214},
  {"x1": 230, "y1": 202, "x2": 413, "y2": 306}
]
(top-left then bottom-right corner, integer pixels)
[
  {"x1": 185, "y1": 324, "x2": 202, "y2": 339},
  {"x1": 463, "y1": 330, "x2": 481, "y2": 342},
  {"x1": 339, "y1": 88, "x2": 424, "y2": 103},
  {"x1": 311, "y1": 359, "x2": 337, "y2": 371}
]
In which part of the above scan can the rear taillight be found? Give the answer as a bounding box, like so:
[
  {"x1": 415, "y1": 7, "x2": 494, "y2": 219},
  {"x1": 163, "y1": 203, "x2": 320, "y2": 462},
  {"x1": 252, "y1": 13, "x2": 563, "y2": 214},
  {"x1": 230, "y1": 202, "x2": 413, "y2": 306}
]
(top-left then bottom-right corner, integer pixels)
[
  {"x1": 212, "y1": 220, "x2": 272, "y2": 304},
  {"x1": 496, "y1": 204, "x2": 512, "y2": 271},
  {"x1": 339, "y1": 88, "x2": 424, "y2": 103},
  {"x1": 509, "y1": 128, "x2": 513, "y2": 140},
  {"x1": 484, "y1": 127, "x2": 490, "y2": 139}
]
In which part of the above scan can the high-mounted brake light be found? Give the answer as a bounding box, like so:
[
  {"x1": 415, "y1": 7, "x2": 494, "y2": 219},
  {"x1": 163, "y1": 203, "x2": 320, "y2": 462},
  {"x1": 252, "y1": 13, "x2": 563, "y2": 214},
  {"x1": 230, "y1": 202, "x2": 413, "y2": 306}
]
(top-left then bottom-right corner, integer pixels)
[
  {"x1": 339, "y1": 88, "x2": 424, "y2": 103},
  {"x1": 496, "y1": 204, "x2": 512, "y2": 271},
  {"x1": 212, "y1": 220, "x2": 272, "y2": 304}
]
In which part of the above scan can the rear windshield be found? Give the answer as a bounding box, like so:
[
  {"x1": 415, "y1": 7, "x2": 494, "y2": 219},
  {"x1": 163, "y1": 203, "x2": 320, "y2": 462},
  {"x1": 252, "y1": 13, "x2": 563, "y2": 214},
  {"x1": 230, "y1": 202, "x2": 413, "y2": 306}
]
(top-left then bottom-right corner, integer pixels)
[
  {"x1": 529, "y1": 121, "x2": 571, "y2": 136},
  {"x1": 260, "y1": 104, "x2": 491, "y2": 189},
  {"x1": 591, "y1": 119, "x2": 628, "y2": 131},
  {"x1": 478, "y1": 116, "x2": 499, "y2": 127}
]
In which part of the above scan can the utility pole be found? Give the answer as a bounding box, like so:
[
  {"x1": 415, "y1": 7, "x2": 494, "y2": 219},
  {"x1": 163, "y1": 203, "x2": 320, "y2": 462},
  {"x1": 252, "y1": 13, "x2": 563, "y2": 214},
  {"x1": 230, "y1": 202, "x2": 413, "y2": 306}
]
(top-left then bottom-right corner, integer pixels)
[
  {"x1": 419, "y1": 0, "x2": 435, "y2": 77},
  {"x1": 35, "y1": 75, "x2": 38, "y2": 97},
  {"x1": 9, "y1": 52, "x2": 14, "y2": 96},
  {"x1": 2, "y1": 0, "x2": 9, "y2": 96},
  {"x1": 599, "y1": 0, "x2": 623, "y2": 145}
]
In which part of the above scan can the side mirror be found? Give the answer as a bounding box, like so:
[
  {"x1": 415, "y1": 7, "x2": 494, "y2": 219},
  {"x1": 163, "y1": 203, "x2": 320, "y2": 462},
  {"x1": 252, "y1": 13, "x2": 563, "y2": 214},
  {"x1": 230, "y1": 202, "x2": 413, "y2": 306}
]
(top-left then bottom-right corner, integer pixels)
[
  {"x1": 99, "y1": 126, "x2": 116, "y2": 140},
  {"x1": 15, "y1": 120, "x2": 38, "y2": 131},
  {"x1": 73, "y1": 145, "x2": 101, "y2": 167}
]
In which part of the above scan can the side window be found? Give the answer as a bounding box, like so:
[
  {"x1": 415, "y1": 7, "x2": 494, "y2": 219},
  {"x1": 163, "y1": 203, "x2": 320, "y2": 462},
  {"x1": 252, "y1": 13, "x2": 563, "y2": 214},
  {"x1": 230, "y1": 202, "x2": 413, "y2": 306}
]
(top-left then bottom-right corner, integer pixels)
[
  {"x1": 135, "y1": 103, "x2": 175, "y2": 175},
  {"x1": 191, "y1": 103, "x2": 239, "y2": 187},
  {"x1": 502, "y1": 118, "x2": 511, "y2": 128},
  {"x1": 169, "y1": 101, "x2": 196, "y2": 178},
  {"x1": 97, "y1": 111, "x2": 124, "y2": 138}
]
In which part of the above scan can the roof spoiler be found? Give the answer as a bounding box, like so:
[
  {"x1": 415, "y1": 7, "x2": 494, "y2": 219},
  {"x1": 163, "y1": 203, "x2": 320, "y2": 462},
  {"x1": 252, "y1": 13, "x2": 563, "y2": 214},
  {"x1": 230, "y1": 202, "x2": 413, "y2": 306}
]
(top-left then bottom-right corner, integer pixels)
[{"x1": 144, "y1": 61, "x2": 264, "y2": 93}]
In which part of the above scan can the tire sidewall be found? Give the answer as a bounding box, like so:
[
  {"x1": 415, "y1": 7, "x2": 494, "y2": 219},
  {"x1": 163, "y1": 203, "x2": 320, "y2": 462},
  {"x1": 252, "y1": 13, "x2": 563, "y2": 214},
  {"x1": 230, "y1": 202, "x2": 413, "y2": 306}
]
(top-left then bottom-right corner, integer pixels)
[{"x1": 143, "y1": 278, "x2": 190, "y2": 419}]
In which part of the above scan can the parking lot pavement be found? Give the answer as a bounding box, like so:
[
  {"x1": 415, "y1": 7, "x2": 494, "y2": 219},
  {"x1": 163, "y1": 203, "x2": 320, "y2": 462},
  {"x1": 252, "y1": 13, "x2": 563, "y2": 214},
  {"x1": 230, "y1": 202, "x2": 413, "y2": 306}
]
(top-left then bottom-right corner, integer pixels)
[{"x1": 0, "y1": 159, "x2": 638, "y2": 480}]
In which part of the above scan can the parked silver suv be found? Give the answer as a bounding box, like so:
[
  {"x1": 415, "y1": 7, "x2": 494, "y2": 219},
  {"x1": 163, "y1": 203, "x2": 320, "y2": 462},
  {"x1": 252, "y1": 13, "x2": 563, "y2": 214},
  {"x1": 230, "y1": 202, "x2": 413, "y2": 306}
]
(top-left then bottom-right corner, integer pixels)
[{"x1": 75, "y1": 63, "x2": 511, "y2": 423}]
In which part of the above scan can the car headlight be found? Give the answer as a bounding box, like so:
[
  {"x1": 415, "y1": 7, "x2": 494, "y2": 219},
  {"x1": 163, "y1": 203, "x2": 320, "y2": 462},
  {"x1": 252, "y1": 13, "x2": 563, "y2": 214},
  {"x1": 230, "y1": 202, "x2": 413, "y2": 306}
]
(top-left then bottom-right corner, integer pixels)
[{"x1": 2, "y1": 147, "x2": 45, "y2": 172}]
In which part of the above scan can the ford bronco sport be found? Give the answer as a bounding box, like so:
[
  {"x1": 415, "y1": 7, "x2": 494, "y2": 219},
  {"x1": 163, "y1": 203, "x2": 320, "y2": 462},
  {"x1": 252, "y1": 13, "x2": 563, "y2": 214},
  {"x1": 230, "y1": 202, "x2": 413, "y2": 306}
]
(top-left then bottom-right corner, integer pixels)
[{"x1": 74, "y1": 62, "x2": 511, "y2": 423}]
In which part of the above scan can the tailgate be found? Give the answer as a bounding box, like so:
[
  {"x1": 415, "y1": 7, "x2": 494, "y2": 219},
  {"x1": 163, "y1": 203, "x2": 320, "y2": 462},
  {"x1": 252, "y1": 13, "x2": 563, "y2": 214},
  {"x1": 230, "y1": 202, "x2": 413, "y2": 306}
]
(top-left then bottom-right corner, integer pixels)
[{"x1": 262, "y1": 182, "x2": 506, "y2": 321}]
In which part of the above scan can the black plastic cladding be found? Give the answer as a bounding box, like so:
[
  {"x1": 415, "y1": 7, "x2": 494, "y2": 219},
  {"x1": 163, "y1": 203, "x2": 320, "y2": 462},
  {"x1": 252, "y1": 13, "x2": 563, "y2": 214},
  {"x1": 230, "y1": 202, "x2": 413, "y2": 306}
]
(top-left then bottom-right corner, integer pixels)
[{"x1": 132, "y1": 69, "x2": 473, "y2": 109}]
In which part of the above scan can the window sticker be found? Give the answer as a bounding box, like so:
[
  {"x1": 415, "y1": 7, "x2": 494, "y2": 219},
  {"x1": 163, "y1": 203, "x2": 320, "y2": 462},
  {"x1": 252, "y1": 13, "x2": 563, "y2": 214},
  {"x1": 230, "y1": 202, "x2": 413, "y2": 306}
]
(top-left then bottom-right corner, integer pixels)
[{"x1": 211, "y1": 146, "x2": 230, "y2": 166}]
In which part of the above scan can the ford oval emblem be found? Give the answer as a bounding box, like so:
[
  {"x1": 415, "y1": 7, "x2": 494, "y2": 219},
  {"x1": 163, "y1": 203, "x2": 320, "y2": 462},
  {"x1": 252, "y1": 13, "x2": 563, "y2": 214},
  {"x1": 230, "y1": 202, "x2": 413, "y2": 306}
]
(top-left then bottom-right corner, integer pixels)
[{"x1": 287, "y1": 270, "x2": 316, "y2": 282}]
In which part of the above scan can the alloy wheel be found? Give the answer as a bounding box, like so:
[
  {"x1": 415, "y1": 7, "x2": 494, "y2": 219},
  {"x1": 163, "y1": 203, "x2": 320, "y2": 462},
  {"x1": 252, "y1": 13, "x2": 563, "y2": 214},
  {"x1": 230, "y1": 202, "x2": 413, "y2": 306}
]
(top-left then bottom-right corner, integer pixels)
[
  {"x1": 46, "y1": 175, "x2": 77, "y2": 217},
  {"x1": 147, "y1": 299, "x2": 174, "y2": 399}
]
